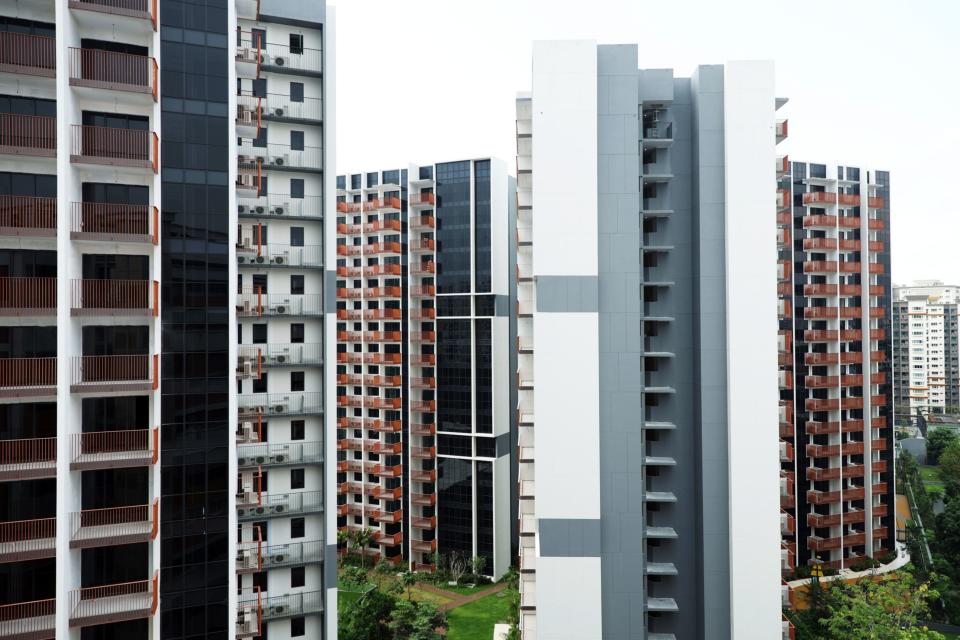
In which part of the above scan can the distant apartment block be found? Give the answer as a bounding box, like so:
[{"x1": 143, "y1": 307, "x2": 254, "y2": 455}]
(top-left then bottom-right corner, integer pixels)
[
  {"x1": 334, "y1": 161, "x2": 516, "y2": 578},
  {"x1": 776, "y1": 159, "x2": 894, "y2": 584},
  {"x1": 515, "y1": 41, "x2": 783, "y2": 640},
  {"x1": 893, "y1": 281, "x2": 960, "y2": 422}
]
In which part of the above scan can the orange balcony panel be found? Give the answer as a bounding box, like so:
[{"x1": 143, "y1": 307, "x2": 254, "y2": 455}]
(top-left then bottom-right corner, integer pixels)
[
  {"x1": 369, "y1": 419, "x2": 403, "y2": 433},
  {"x1": 367, "y1": 242, "x2": 403, "y2": 255},
  {"x1": 410, "y1": 192, "x2": 435, "y2": 207},
  {"x1": 371, "y1": 485, "x2": 403, "y2": 500},
  {"x1": 777, "y1": 282, "x2": 791, "y2": 296},
  {"x1": 411, "y1": 538, "x2": 438, "y2": 554},
  {"x1": 410, "y1": 354, "x2": 436, "y2": 365},
  {"x1": 365, "y1": 330, "x2": 402, "y2": 342},
  {"x1": 336, "y1": 330, "x2": 362, "y2": 342},
  {"x1": 410, "y1": 308, "x2": 436, "y2": 320},
  {"x1": 802, "y1": 214, "x2": 837, "y2": 228},
  {"x1": 363, "y1": 264, "x2": 402, "y2": 277},
  {"x1": 336, "y1": 288, "x2": 362, "y2": 300},
  {"x1": 803, "y1": 237, "x2": 837, "y2": 251},
  {"x1": 410, "y1": 423, "x2": 436, "y2": 437},
  {"x1": 838, "y1": 216, "x2": 862, "y2": 229},
  {"x1": 410, "y1": 331, "x2": 436, "y2": 342},
  {"x1": 411, "y1": 261, "x2": 436, "y2": 275},
  {"x1": 364, "y1": 308, "x2": 402, "y2": 320},
  {"x1": 369, "y1": 441, "x2": 402, "y2": 455},
  {"x1": 371, "y1": 463, "x2": 403, "y2": 478},
  {"x1": 410, "y1": 239, "x2": 436, "y2": 252},
  {"x1": 372, "y1": 508, "x2": 403, "y2": 523},
  {"x1": 410, "y1": 215, "x2": 435, "y2": 229},
  {"x1": 364, "y1": 374, "x2": 402, "y2": 387},
  {"x1": 336, "y1": 244, "x2": 362, "y2": 256},
  {"x1": 803, "y1": 261, "x2": 838, "y2": 275},
  {"x1": 776, "y1": 189, "x2": 790, "y2": 212},
  {"x1": 410, "y1": 285, "x2": 436, "y2": 297},
  {"x1": 364, "y1": 353, "x2": 402, "y2": 365},
  {"x1": 802, "y1": 191, "x2": 837, "y2": 206},
  {"x1": 364, "y1": 397, "x2": 402, "y2": 410},
  {"x1": 337, "y1": 201, "x2": 361, "y2": 213},
  {"x1": 336, "y1": 308, "x2": 362, "y2": 320},
  {"x1": 410, "y1": 400, "x2": 436, "y2": 413},
  {"x1": 410, "y1": 468, "x2": 437, "y2": 482},
  {"x1": 338, "y1": 481, "x2": 363, "y2": 494},
  {"x1": 410, "y1": 377, "x2": 436, "y2": 389},
  {"x1": 336, "y1": 352, "x2": 364, "y2": 364},
  {"x1": 336, "y1": 373, "x2": 363, "y2": 385},
  {"x1": 411, "y1": 516, "x2": 437, "y2": 529},
  {"x1": 410, "y1": 446, "x2": 436, "y2": 460},
  {"x1": 410, "y1": 492, "x2": 437, "y2": 506},
  {"x1": 837, "y1": 193, "x2": 861, "y2": 207},
  {"x1": 365, "y1": 286, "x2": 403, "y2": 298},
  {"x1": 336, "y1": 222, "x2": 361, "y2": 235},
  {"x1": 375, "y1": 531, "x2": 404, "y2": 546}
]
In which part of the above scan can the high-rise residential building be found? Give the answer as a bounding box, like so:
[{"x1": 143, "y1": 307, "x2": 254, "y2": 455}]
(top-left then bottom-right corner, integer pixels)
[
  {"x1": 0, "y1": 0, "x2": 335, "y2": 638},
  {"x1": 515, "y1": 41, "x2": 783, "y2": 640},
  {"x1": 893, "y1": 281, "x2": 960, "y2": 423},
  {"x1": 776, "y1": 159, "x2": 893, "y2": 582},
  {"x1": 334, "y1": 161, "x2": 516, "y2": 578}
]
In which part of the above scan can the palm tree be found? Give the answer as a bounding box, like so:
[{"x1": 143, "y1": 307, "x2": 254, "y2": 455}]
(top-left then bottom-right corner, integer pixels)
[
  {"x1": 336, "y1": 529, "x2": 350, "y2": 567},
  {"x1": 354, "y1": 527, "x2": 375, "y2": 569}
]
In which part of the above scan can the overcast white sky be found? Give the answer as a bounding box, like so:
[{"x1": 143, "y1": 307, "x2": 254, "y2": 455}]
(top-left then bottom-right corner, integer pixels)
[{"x1": 334, "y1": 0, "x2": 960, "y2": 286}]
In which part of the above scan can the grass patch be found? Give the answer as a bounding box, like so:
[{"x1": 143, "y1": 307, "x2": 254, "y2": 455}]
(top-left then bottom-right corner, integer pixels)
[
  {"x1": 445, "y1": 589, "x2": 516, "y2": 640},
  {"x1": 920, "y1": 466, "x2": 946, "y2": 493},
  {"x1": 437, "y1": 583, "x2": 493, "y2": 596}
]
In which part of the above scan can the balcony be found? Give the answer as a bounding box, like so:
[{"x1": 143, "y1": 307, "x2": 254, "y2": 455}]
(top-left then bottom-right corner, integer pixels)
[
  {"x1": 237, "y1": 292, "x2": 322, "y2": 317},
  {"x1": 410, "y1": 331, "x2": 436, "y2": 343},
  {"x1": 411, "y1": 516, "x2": 437, "y2": 529},
  {"x1": 0, "y1": 599, "x2": 55, "y2": 640},
  {"x1": 410, "y1": 492, "x2": 437, "y2": 506},
  {"x1": 71, "y1": 202, "x2": 158, "y2": 244},
  {"x1": 411, "y1": 446, "x2": 436, "y2": 460},
  {"x1": 0, "y1": 278, "x2": 55, "y2": 317},
  {"x1": 236, "y1": 490, "x2": 323, "y2": 520},
  {"x1": 70, "y1": 354, "x2": 158, "y2": 393},
  {"x1": 0, "y1": 436, "x2": 55, "y2": 481},
  {"x1": 69, "y1": 0, "x2": 159, "y2": 28},
  {"x1": 69, "y1": 48, "x2": 158, "y2": 100},
  {"x1": 238, "y1": 343, "x2": 322, "y2": 368},
  {"x1": 807, "y1": 527, "x2": 888, "y2": 553},
  {"x1": 71, "y1": 125, "x2": 158, "y2": 172},
  {"x1": 409, "y1": 239, "x2": 435, "y2": 252},
  {"x1": 70, "y1": 428, "x2": 158, "y2": 470},
  {"x1": 236, "y1": 164, "x2": 262, "y2": 197},
  {"x1": 806, "y1": 438, "x2": 886, "y2": 458},
  {"x1": 410, "y1": 286, "x2": 435, "y2": 298},
  {"x1": 802, "y1": 191, "x2": 837, "y2": 206},
  {"x1": 69, "y1": 501, "x2": 158, "y2": 549},
  {"x1": 410, "y1": 193, "x2": 435, "y2": 208},
  {"x1": 0, "y1": 196, "x2": 56, "y2": 238},
  {"x1": 71, "y1": 279, "x2": 158, "y2": 317},
  {"x1": 806, "y1": 483, "x2": 888, "y2": 505},
  {"x1": 239, "y1": 590, "x2": 323, "y2": 628},
  {"x1": 0, "y1": 518, "x2": 56, "y2": 563},
  {"x1": 0, "y1": 358, "x2": 57, "y2": 399},
  {"x1": 410, "y1": 400, "x2": 436, "y2": 413},
  {"x1": 237, "y1": 441, "x2": 322, "y2": 467},
  {"x1": 238, "y1": 142, "x2": 322, "y2": 173},
  {"x1": 240, "y1": 538, "x2": 323, "y2": 574},
  {"x1": 238, "y1": 193, "x2": 322, "y2": 220},
  {"x1": 0, "y1": 32, "x2": 55, "y2": 78},
  {"x1": 238, "y1": 392, "x2": 323, "y2": 419},
  {"x1": 0, "y1": 114, "x2": 56, "y2": 157},
  {"x1": 236, "y1": 243, "x2": 323, "y2": 268},
  {"x1": 411, "y1": 538, "x2": 437, "y2": 554},
  {"x1": 68, "y1": 572, "x2": 158, "y2": 627}
]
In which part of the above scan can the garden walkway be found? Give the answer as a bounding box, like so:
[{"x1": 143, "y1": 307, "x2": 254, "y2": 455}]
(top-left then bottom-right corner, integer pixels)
[{"x1": 418, "y1": 581, "x2": 509, "y2": 612}]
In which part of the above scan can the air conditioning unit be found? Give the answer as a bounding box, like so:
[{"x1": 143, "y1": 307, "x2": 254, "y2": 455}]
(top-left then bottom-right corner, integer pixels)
[
  {"x1": 272, "y1": 453, "x2": 287, "y2": 463},
  {"x1": 271, "y1": 255, "x2": 285, "y2": 265},
  {"x1": 237, "y1": 174, "x2": 256, "y2": 189},
  {"x1": 255, "y1": 205, "x2": 266, "y2": 214},
  {"x1": 242, "y1": 236, "x2": 252, "y2": 248},
  {"x1": 239, "y1": 421, "x2": 255, "y2": 440},
  {"x1": 272, "y1": 155, "x2": 288, "y2": 166},
  {"x1": 238, "y1": 108, "x2": 253, "y2": 125},
  {"x1": 272, "y1": 353, "x2": 287, "y2": 364},
  {"x1": 270, "y1": 205, "x2": 286, "y2": 215},
  {"x1": 273, "y1": 304, "x2": 287, "y2": 314},
  {"x1": 273, "y1": 107, "x2": 285, "y2": 117},
  {"x1": 241, "y1": 361, "x2": 254, "y2": 377},
  {"x1": 271, "y1": 504, "x2": 286, "y2": 515},
  {"x1": 238, "y1": 204, "x2": 248, "y2": 214},
  {"x1": 269, "y1": 552, "x2": 286, "y2": 563},
  {"x1": 255, "y1": 255, "x2": 266, "y2": 264},
  {"x1": 237, "y1": 609, "x2": 258, "y2": 635},
  {"x1": 273, "y1": 56, "x2": 286, "y2": 67},
  {"x1": 237, "y1": 255, "x2": 247, "y2": 264},
  {"x1": 273, "y1": 403, "x2": 288, "y2": 414}
]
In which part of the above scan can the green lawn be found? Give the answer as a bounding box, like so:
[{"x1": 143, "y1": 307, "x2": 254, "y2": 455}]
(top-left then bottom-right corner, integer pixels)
[
  {"x1": 920, "y1": 465, "x2": 946, "y2": 493},
  {"x1": 445, "y1": 588, "x2": 516, "y2": 640},
  {"x1": 438, "y1": 583, "x2": 493, "y2": 596}
]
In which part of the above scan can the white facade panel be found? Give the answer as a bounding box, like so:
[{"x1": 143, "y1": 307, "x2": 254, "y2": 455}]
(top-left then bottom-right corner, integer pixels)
[{"x1": 535, "y1": 557, "x2": 603, "y2": 640}]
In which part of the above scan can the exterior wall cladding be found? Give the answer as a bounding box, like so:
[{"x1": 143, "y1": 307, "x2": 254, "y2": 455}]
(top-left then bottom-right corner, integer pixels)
[
  {"x1": 516, "y1": 41, "x2": 783, "y2": 640},
  {"x1": 777, "y1": 159, "x2": 894, "y2": 588},
  {"x1": 333, "y1": 160, "x2": 517, "y2": 579}
]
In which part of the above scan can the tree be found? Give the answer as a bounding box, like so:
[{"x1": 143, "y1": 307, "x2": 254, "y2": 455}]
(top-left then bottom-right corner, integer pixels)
[
  {"x1": 470, "y1": 555, "x2": 487, "y2": 579},
  {"x1": 448, "y1": 551, "x2": 467, "y2": 584},
  {"x1": 817, "y1": 574, "x2": 944, "y2": 640},
  {"x1": 341, "y1": 565, "x2": 368, "y2": 589},
  {"x1": 928, "y1": 428, "x2": 958, "y2": 465},
  {"x1": 936, "y1": 498, "x2": 960, "y2": 564},
  {"x1": 387, "y1": 599, "x2": 446, "y2": 640},
  {"x1": 337, "y1": 529, "x2": 350, "y2": 567},
  {"x1": 352, "y1": 528, "x2": 376, "y2": 569},
  {"x1": 339, "y1": 586, "x2": 396, "y2": 640},
  {"x1": 397, "y1": 571, "x2": 418, "y2": 601},
  {"x1": 939, "y1": 440, "x2": 960, "y2": 488}
]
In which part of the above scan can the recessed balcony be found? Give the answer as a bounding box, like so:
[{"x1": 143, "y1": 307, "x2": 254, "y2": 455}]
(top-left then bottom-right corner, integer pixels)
[
  {"x1": 236, "y1": 243, "x2": 323, "y2": 268},
  {"x1": 69, "y1": 500, "x2": 158, "y2": 549},
  {"x1": 409, "y1": 193, "x2": 435, "y2": 208},
  {"x1": 70, "y1": 354, "x2": 159, "y2": 393},
  {"x1": 69, "y1": 48, "x2": 158, "y2": 100},
  {"x1": 0, "y1": 32, "x2": 55, "y2": 78},
  {"x1": 410, "y1": 286, "x2": 435, "y2": 298},
  {"x1": 70, "y1": 428, "x2": 158, "y2": 470},
  {"x1": 410, "y1": 215, "x2": 435, "y2": 230},
  {"x1": 0, "y1": 358, "x2": 57, "y2": 399},
  {"x1": 0, "y1": 114, "x2": 56, "y2": 157},
  {"x1": 69, "y1": 0, "x2": 159, "y2": 28},
  {"x1": 0, "y1": 517, "x2": 56, "y2": 563},
  {"x1": 68, "y1": 572, "x2": 158, "y2": 628},
  {"x1": 0, "y1": 599, "x2": 56, "y2": 640},
  {"x1": 238, "y1": 343, "x2": 322, "y2": 369},
  {"x1": 409, "y1": 239, "x2": 435, "y2": 253},
  {"x1": 238, "y1": 193, "x2": 322, "y2": 220},
  {"x1": 236, "y1": 490, "x2": 324, "y2": 520},
  {"x1": 71, "y1": 279, "x2": 158, "y2": 317},
  {"x1": 237, "y1": 291, "x2": 322, "y2": 317},
  {"x1": 70, "y1": 125, "x2": 158, "y2": 172},
  {"x1": 237, "y1": 441, "x2": 322, "y2": 468},
  {"x1": 0, "y1": 436, "x2": 55, "y2": 481},
  {"x1": 237, "y1": 392, "x2": 323, "y2": 419},
  {"x1": 0, "y1": 278, "x2": 56, "y2": 317},
  {"x1": 0, "y1": 196, "x2": 56, "y2": 238},
  {"x1": 238, "y1": 142, "x2": 322, "y2": 173},
  {"x1": 71, "y1": 202, "x2": 158, "y2": 244}
]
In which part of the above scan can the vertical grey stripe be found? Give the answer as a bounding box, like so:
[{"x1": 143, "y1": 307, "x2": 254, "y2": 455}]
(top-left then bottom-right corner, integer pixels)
[
  {"x1": 535, "y1": 275, "x2": 599, "y2": 312},
  {"x1": 325, "y1": 543, "x2": 338, "y2": 589},
  {"x1": 325, "y1": 270, "x2": 337, "y2": 313},
  {"x1": 539, "y1": 518, "x2": 602, "y2": 557}
]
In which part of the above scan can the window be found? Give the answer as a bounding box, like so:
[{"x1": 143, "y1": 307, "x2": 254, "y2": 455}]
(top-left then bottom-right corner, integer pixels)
[
  {"x1": 237, "y1": 274, "x2": 243, "y2": 294},
  {"x1": 291, "y1": 566, "x2": 305, "y2": 588},
  {"x1": 237, "y1": 323, "x2": 242, "y2": 344},
  {"x1": 252, "y1": 372, "x2": 268, "y2": 394},
  {"x1": 252, "y1": 78, "x2": 266, "y2": 98},
  {"x1": 291, "y1": 617, "x2": 305, "y2": 637},
  {"x1": 291, "y1": 420, "x2": 304, "y2": 440},
  {"x1": 290, "y1": 131, "x2": 304, "y2": 151},
  {"x1": 290, "y1": 82, "x2": 304, "y2": 103},
  {"x1": 291, "y1": 178, "x2": 304, "y2": 199},
  {"x1": 291, "y1": 468, "x2": 304, "y2": 489},
  {"x1": 252, "y1": 274, "x2": 267, "y2": 294},
  {"x1": 252, "y1": 324, "x2": 267, "y2": 344},
  {"x1": 290, "y1": 517, "x2": 305, "y2": 538},
  {"x1": 291, "y1": 371, "x2": 305, "y2": 392},
  {"x1": 251, "y1": 28, "x2": 266, "y2": 50},
  {"x1": 291, "y1": 274, "x2": 304, "y2": 295},
  {"x1": 290, "y1": 227, "x2": 304, "y2": 246},
  {"x1": 290, "y1": 323, "x2": 304, "y2": 344},
  {"x1": 289, "y1": 34, "x2": 304, "y2": 55}
]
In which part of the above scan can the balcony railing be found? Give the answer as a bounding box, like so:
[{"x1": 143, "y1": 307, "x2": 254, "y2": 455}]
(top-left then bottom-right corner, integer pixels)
[
  {"x1": 236, "y1": 589, "x2": 262, "y2": 638},
  {"x1": 70, "y1": 428, "x2": 158, "y2": 470},
  {"x1": 236, "y1": 291, "x2": 322, "y2": 317},
  {"x1": 0, "y1": 517, "x2": 56, "y2": 563},
  {"x1": 69, "y1": 48, "x2": 158, "y2": 100},
  {"x1": 0, "y1": 436, "x2": 56, "y2": 481},
  {"x1": 0, "y1": 114, "x2": 56, "y2": 156},
  {"x1": 238, "y1": 590, "x2": 324, "y2": 623},
  {"x1": 0, "y1": 32, "x2": 55, "y2": 77},
  {"x1": 0, "y1": 599, "x2": 56, "y2": 639},
  {"x1": 71, "y1": 202, "x2": 158, "y2": 244},
  {"x1": 239, "y1": 91, "x2": 323, "y2": 122},
  {"x1": 239, "y1": 343, "x2": 322, "y2": 368},
  {"x1": 0, "y1": 278, "x2": 56, "y2": 316},
  {"x1": 68, "y1": 571, "x2": 158, "y2": 627},
  {"x1": 71, "y1": 279, "x2": 158, "y2": 317},
  {"x1": 70, "y1": 500, "x2": 158, "y2": 549},
  {"x1": 70, "y1": 354, "x2": 158, "y2": 392},
  {"x1": 237, "y1": 441, "x2": 322, "y2": 467},
  {"x1": 261, "y1": 41, "x2": 323, "y2": 75},
  {"x1": 238, "y1": 142, "x2": 322, "y2": 172},
  {"x1": 0, "y1": 358, "x2": 57, "y2": 398},
  {"x1": 71, "y1": 125, "x2": 158, "y2": 172},
  {"x1": 259, "y1": 539, "x2": 324, "y2": 570},
  {"x1": 238, "y1": 193, "x2": 322, "y2": 219},
  {"x1": 69, "y1": 0, "x2": 159, "y2": 28},
  {"x1": 237, "y1": 392, "x2": 323, "y2": 418},
  {"x1": 410, "y1": 192, "x2": 435, "y2": 207},
  {"x1": 0, "y1": 195, "x2": 56, "y2": 237},
  {"x1": 236, "y1": 490, "x2": 324, "y2": 520},
  {"x1": 236, "y1": 243, "x2": 323, "y2": 267}
]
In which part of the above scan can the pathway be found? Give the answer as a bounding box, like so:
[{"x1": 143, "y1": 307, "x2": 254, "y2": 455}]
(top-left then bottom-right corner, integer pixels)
[{"x1": 418, "y1": 581, "x2": 509, "y2": 612}]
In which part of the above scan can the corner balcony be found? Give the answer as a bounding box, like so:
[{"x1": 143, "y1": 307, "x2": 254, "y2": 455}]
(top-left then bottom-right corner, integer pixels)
[
  {"x1": 0, "y1": 599, "x2": 55, "y2": 640},
  {"x1": 802, "y1": 191, "x2": 837, "y2": 206},
  {"x1": 69, "y1": 501, "x2": 158, "y2": 549},
  {"x1": 0, "y1": 518, "x2": 56, "y2": 563},
  {"x1": 71, "y1": 202, "x2": 159, "y2": 244},
  {"x1": 69, "y1": 0, "x2": 159, "y2": 28},
  {"x1": 0, "y1": 32, "x2": 55, "y2": 78},
  {"x1": 237, "y1": 292, "x2": 322, "y2": 317},
  {"x1": 238, "y1": 142, "x2": 322, "y2": 173},
  {"x1": 0, "y1": 278, "x2": 56, "y2": 317},
  {"x1": 70, "y1": 354, "x2": 159, "y2": 393},
  {"x1": 236, "y1": 490, "x2": 323, "y2": 520},
  {"x1": 236, "y1": 33, "x2": 264, "y2": 79},
  {"x1": 70, "y1": 428, "x2": 158, "y2": 470},
  {"x1": 236, "y1": 243, "x2": 323, "y2": 268},
  {"x1": 69, "y1": 48, "x2": 158, "y2": 101},
  {"x1": 71, "y1": 279, "x2": 158, "y2": 317},
  {"x1": 71, "y1": 125, "x2": 158, "y2": 172},
  {"x1": 237, "y1": 441, "x2": 322, "y2": 468},
  {"x1": 0, "y1": 114, "x2": 56, "y2": 157},
  {"x1": 238, "y1": 392, "x2": 323, "y2": 419},
  {"x1": 0, "y1": 358, "x2": 57, "y2": 399},
  {"x1": 68, "y1": 572, "x2": 158, "y2": 628}
]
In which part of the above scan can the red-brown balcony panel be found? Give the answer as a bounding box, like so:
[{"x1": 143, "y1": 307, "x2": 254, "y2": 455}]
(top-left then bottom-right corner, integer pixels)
[
  {"x1": 363, "y1": 264, "x2": 402, "y2": 277},
  {"x1": 335, "y1": 307, "x2": 361, "y2": 320},
  {"x1": 376, "y1": 531, "x2": 403, "y2": 546},
  {"x1": 410, "y1": 215, "x2": 435, "y2": 230},
  {"x1": 0, "y1": 598, "x2": 56, "y2": 640},
  {"x1": 411, "y1": 446, "x2": 436, "y2": 460},
  {"x1": 776, "y1": 189, "x2": 790, "y2": 213},
  {"x1": 806, "y1": 438, "x2": 886, "y2": 459},
  {"x1": 411, "y1": 538, "x2": 438, "y2": 554},
  {"x1": 0, "y1": 32, "x2": 55, "y2": 77},
  {"x1": 71, "y1": 279, "x2": 158, "y2": 317},
  {"x1": 410, "y1": 354, "x2": 436, "y2": 365},
  {"x1": 71, "y1": 202, "x2": 158, "y2": 244},
  {"x1": 372, "y1": 463, "x2": 403, "y2": 478},
  {"x1": 410, "y1": 377, "x2": 436, "y2": 389},
  {"x1": 867, "y1": 197, "x2": 884, "y2": 209},
  {"x1": 369, "y1": 441, "x2": 402, "y2": 455},
  {"x1": 410, "y1": 192, "x2": 435, "y2": 207},
  {"x1": 802, "y1": 214, "x2": 837, "y2": 229},
  {"x1": 365, "y1": 397, "x2": 402, "y2": 410},
  {"x1": 410, "y1": 285, "x2": 436, "y2": 298},
  {"x1": 410, "y1": 239, "x2": 435, "y2": 252},
  {"x1": 336, "y1": 244, "x2": 361, "y2": 257},
  {"x1": 0, "y1": 278, "x2": 55, "y2": 317},
  {"x1": 410, "y1": 308, "x2": 436, "y2": 320},
  {"x1": 374, "y1": 509, "x2": 403, "y2": 524},
  {"x1": 411, "y1": 261, "x2": 436, "y2": 275},
  {"x1": 70, "y1": 427, "x2": 158, "y2": 470},
  {"x1": 802, "y1": 237, "x2": 837, "y2": 252},
  {"x1": 364, "y1": 353, "x2": 402, "y2": 365},
  {"x1": 364, "y1": 307, "x2": 401, "y2": 320},
  {"x1": 410, "y1": 331, "x2": 436, "y2": 343},
  {"x1": 70, "y1": 500, "x2": 158, "y2": 549},
  {"x1": 368, "y1": 419, "x2": 402, "y2": 433},
  {"x1": 365, "y1": 286, "x2": 402, "y2": 298},
  {"x1": 367, "y1": 242, "x2": 403, "y2": 256},
  {"x1": 337, "y1": 330, "x2": 362, "y2": 342},
  {"x1": 372, "y1": 485, "x2": 403, "y2": 500},
  {"x1": 805, "y1": 419, "x2": 865, "y2": 435},
  {"x1": 410, "y1": 423, "x2": 436, "y2": 437},
  {"x1": 336, "y1": 288, "x2": 362, "y2": 300},
  {"x1": 410, "y1": 468, "x2": 437, "y2": 482},
  {"x1": 70, "y1": 354, "x2": 158, "y2": 393},
  {"x1": 364, "y1": 374, "x2": 402, "y2": 387},
  {"x1": 803, "y1": 351, "x2": 867, "y2": 367},
  {"x1": 0, "y1": 436, "x2": 55, "y2": 481},
  {"x1": 410, "y1": 400, "x2": 436, "y2": 412},
  {"x1": 0, "y1": 517, "x2": 55, "y2": 563},
  {"x1": 0, "y1": 195, "x2": 57, "y2": 238},
  {"x1": 0, "y1": 358, "x2": 57, "y2": 399},
  {"x1": 802, "y1": 191, "x2": 837, "y2": 206},
  {"x1": 365, "y1": 330, "x2": 402, "y2": 342},
  {"x1": 69, "y1": 0, "x2": 159, "y2": 28},
  {"x1": 69, "y1": 48, "x2": 158, "y2": 100},
  {"x1": 362, "y1": 219, "x2": 401, "y2": 234},
  {"x1": 411, "y1": 516, "x2": 437, "y2": 529},
  {"x1": 803, "y1": 261, "x2": 838, "y2": 275},
  {"x1": 0, "y1": 114, "x2": 56, "y2": 157},
  {"x1": 68, "y1": 571, "x2": 159, "y2": 627},
  {"x1": 71, "y1": 125, "x2": 158, "y2": 172},
  {"x1": 410, "y1": 492, "x2": 437, "y2": 506}
]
